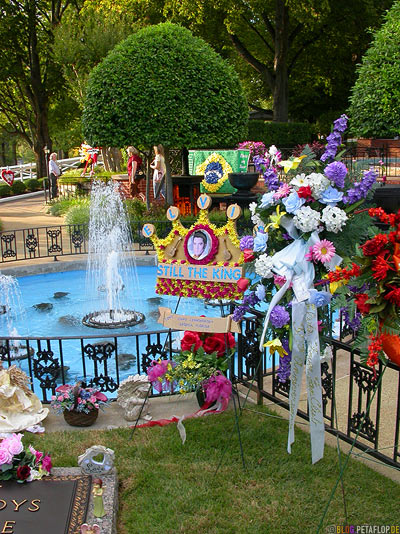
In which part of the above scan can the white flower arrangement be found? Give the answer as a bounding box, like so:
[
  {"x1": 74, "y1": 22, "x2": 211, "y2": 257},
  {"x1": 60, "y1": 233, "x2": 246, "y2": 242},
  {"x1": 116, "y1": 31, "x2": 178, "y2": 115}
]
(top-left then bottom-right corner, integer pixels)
[
  {"x1": 321, "y1": 206, "x2": 348, "y2": 233},
  {"x1": 293, "y1": 206, "x2": 321, "y2": 232}
]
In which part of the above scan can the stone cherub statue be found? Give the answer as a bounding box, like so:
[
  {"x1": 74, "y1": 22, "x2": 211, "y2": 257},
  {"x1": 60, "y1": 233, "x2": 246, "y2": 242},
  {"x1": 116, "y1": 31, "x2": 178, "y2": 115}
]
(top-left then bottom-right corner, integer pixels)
[
  {"x1": 80, "y1": 524, "x2": 101, "y2": 534},
  {"x1": 116, "y1": 374, "x2": 152, "y2": 421}
]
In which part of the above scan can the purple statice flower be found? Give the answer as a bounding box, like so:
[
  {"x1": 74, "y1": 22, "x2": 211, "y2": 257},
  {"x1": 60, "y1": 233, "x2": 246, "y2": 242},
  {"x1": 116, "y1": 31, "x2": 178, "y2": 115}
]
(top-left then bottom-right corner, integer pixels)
[
  {"x1": 233, "y1": 305, "x2": 246, "y2": 322},
  {"x1": 340, "y1": 308, "x2": 362, "y2": 333},
  {"x1": 277, "y1": 338, "x2": 291, "y2": 383},
  {"x1": 263, "y1": 168, "x2": 280, "y2": 190},
  {"x1": 333, "y1": 114, "x2": 349, "y2": 133},
  {"x1": 240, "y1": 235, "x2": 254, "y2": 251},
  {"x1": 324, "y1": 161, "x2": 348, "y2": 189},
  {"x1": 342, "y1": 168, "x2": 377, "y2": 204},
  {"x1": 269, "y1": 305, "x2": 290, "y2": 328}
]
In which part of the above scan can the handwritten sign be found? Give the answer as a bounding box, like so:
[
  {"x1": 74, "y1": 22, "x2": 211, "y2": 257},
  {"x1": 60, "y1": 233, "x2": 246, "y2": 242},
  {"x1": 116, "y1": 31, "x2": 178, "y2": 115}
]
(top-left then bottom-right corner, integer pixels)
[
  {"x1": 156, "y1": 264, "x2": 242, "y2": 282},
  {"x1": 158, "y1": 307, "x2": 241, "y2": 333},
  {"x1": 0, "y1": 475, "x2": 91, "y2": 534}
]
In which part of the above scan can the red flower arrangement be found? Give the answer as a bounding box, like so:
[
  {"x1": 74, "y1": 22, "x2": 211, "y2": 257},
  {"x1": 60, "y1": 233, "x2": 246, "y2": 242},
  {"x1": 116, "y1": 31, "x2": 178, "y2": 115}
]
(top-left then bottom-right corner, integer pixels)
[{"x1": 332, "y1": 207, "x2": 400, "y2": 370}]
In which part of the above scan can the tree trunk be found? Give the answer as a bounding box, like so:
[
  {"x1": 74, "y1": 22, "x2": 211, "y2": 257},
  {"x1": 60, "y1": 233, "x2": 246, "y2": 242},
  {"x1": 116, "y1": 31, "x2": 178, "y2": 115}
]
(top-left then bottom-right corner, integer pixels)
[
  {"x1": 164, "y1": 146, "x2": 173, "y2": 206},
  {"x1": 273, "y1": 0, "x2": 289, "y2": 122},
  {"x1": 11, "y1": 142, "x2": 17, "y2": 165},
  {"x1": 101, "y1": 147, "x2": 111, "y2": 171}
]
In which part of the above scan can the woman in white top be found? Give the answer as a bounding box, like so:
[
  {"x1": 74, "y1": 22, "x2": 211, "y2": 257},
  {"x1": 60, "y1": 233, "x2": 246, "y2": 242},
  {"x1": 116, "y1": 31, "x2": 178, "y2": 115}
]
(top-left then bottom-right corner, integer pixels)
[
  {"x1": 150, "y1": 144, "x2": 166, "y2": 199},
  {"x1": 48, "y1": 152, "x2": 61, "y2": 200}
]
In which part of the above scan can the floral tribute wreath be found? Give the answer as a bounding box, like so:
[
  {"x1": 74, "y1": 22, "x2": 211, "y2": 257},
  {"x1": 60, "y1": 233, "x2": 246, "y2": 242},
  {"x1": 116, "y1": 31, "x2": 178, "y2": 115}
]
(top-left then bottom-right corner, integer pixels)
[
  {"x1": 237, "y1": 114, "x2": 378, "y2": 463},
  {"x1": 142, "y1": 195, "x2": 247, "y2": 300},
  {"x1": 196, "y1": 152, "x2": 233, "y2": 193}
]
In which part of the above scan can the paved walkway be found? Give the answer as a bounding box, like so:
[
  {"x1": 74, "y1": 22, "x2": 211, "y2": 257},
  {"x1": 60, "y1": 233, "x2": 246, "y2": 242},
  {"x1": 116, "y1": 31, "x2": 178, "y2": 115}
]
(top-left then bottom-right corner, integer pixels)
[{"x1": 0, "y1": 192, "x2": 399, "y2": 483}]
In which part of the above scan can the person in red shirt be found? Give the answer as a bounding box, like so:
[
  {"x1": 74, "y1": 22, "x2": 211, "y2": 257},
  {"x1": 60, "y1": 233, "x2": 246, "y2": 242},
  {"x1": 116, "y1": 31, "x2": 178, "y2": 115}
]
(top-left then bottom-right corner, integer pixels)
[{"x1": 127, "y1": 146, "x2": 143, "y2": 198}]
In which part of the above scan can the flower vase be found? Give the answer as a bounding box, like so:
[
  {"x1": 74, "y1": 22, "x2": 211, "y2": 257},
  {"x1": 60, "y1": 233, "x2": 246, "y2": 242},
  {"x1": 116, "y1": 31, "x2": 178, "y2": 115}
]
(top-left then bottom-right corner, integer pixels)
[
  {"x1": 63, "y1": 408, "x2": 99, "y2": 427},
  {"x1": 381, "y1": 333, "x2": 400, "y2": 366}
]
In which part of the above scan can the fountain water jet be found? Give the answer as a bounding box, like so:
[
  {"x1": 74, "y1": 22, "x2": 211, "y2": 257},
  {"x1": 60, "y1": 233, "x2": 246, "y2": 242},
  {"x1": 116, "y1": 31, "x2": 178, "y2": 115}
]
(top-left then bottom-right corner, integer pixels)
[
  {"x1": 82, "y1": 181, "x2": 145, "y2": 328},
  {"x1": 0, "y1": 273, "x2": 29, "y2": 359}
]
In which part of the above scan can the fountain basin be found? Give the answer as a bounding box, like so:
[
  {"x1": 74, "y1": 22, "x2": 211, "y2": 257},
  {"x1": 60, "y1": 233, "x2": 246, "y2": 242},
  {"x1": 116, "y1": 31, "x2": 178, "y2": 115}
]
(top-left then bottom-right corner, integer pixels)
[{"x1": 82, "y1": 309, "x2": 145, "y2": 329}]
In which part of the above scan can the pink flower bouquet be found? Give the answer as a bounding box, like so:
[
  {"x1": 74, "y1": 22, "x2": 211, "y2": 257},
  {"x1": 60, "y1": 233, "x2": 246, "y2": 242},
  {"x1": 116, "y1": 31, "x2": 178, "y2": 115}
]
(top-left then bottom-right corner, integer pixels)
[{"x1": 0, "y1": 433, "x2": 51, "y2": 483}]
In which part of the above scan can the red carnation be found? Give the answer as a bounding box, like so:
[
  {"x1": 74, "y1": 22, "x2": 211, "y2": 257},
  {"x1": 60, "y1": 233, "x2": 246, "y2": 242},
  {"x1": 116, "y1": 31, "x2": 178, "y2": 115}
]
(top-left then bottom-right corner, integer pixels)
[
  {"x1": 361, "y1": 234, "x2": 388, "y2": 256},
  {"x1": 243, "y1": 249, "x2": 254, "y2": 263},
  {"x1": 297, "y1": 186, "x2": 313, "y2": 201},
  {"x1": 181, "y1": 331, "x2": 202, "y2": 352},
  {"x1": 16, "y1": 465, "x2": 31, "y2": 481},
  {"x1": 355, "y1": 293, "x2": 371, "y2": 314},
  {"x1": 203, "y1": 335, "x2": 225, "y2": 357}
]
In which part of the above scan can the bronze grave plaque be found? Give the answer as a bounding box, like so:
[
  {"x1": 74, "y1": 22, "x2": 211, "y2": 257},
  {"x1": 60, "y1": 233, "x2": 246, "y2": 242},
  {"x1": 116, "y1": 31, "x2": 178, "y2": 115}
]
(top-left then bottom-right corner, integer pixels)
[{"x1": 0, "y1": 474, "x2": 91, "y2": 534}]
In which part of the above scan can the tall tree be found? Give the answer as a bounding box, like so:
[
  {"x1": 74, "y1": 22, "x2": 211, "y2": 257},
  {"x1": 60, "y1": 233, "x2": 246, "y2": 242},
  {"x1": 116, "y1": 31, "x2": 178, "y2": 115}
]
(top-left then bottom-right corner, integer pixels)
[
  {"x1": 0, "y1": 0, "x2": 79, "y2": 177},
  {"x1": 82, "y1": 23, "x2": 248, "y2": 205},
  {"x1": 85, "y1": 0, "x2": 392, "y2": 123}
]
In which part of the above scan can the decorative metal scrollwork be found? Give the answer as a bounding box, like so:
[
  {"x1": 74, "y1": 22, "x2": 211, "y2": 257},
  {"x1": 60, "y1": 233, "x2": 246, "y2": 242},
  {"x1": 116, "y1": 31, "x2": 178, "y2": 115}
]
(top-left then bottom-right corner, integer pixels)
[
  {"x1": 83, "y1": 341, "x2": 115, "y2": 362},
  {"x1": 240, "y1": 318, "x2": 261, "y2": 377},
  {"x1": 0, "y1": 344, "x2": 9, "y2": 361},
  {"x1": 33, "y1": 349, "x2": 60, "y2": 391},
  {"x1": 141, "y1": 334, "x2": 168, "y2": 373},
  {"x1": 274, "y1": 376, "x2": 290, "y2": 397},
  {"x1": 71, "y1": 229, "x2": 84, "y2": 249},
  {"x1": 350, "y1": 411, "x2": 377, "y2": 442},
  {"x1": 1, "y1": 233, "x2": 16, "y2": 258},
  {"x1": 47, "y1": 229, "x2": 62, "y2": 254},
  {"x1": 86, "y1": 374, "x2": 118, "y2": 393},
  {"x1": 321, "y1": 361, "x2": 333, "y2": 410},
  {"x1": 25, "y1": 233, "x2": 38, "y2": 254},
  {"x1": 353, "y1": 364, "x2": 379, "y2": 392}
]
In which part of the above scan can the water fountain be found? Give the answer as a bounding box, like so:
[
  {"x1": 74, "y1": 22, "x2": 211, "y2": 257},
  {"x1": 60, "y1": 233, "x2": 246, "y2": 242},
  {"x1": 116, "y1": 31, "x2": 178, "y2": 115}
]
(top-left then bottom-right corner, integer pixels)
[
  {"x1": 82, "y1": 180, "x2": 145, "y2": 328},
  {"x1": 0, "y1": 273, "x2": 29, "y2": 359}
]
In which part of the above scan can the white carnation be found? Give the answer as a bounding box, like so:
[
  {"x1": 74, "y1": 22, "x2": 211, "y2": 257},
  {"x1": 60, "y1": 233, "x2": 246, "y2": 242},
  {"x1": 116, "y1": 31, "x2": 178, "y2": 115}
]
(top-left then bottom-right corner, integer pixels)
[
  {"x1": 292, "y1": 206, "x2": 321, "y2": 233},
  {"x1": 306, "y1": 173, "x2": 331, "y2": 199},
  {"x1": 254, "y1": 254, "x2": 274, "y2": 278},
  {"x1": 321, "y1": 206, "x2": 348, "y2": 233}
]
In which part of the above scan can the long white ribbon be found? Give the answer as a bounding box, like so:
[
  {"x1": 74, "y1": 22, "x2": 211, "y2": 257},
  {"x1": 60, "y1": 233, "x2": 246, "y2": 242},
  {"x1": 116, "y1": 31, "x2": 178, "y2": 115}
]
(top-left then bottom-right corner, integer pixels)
[{"x1": 259, "y1": 231, "x2": 340, "y2": 463}]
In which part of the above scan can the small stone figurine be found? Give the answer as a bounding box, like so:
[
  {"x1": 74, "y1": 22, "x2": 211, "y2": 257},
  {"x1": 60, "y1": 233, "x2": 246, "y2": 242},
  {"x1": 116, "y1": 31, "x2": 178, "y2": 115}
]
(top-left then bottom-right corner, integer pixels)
[
  {"x1": 92, "y1": 478, "x2": 106, "y2": 519},
  {"x1": 80, "y1": 524, "x2": 101, "y2": 534}
]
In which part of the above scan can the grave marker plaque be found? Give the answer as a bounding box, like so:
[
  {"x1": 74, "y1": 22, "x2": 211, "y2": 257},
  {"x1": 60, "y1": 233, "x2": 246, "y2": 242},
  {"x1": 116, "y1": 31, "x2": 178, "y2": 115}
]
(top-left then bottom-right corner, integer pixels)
[{"x1": 0, "y1": 474, "x2": 91, "y2": 534}]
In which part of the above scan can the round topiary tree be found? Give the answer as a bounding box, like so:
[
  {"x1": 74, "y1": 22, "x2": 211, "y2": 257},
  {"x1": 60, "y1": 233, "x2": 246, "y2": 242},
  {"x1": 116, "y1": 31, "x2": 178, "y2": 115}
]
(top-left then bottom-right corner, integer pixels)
[
  {"x1": 348, "y1": 2, "x2": 400, "y2": 138},
  {"x1": 82, "y1": 22, "x2": 248, "y2": 204}
]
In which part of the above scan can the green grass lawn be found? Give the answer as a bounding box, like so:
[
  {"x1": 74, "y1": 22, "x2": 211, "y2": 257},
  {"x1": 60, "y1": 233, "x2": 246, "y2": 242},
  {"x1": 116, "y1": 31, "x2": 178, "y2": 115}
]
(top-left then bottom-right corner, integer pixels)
[{"x1": 25, "y1": 407, "x2": 399, "y2": 534}]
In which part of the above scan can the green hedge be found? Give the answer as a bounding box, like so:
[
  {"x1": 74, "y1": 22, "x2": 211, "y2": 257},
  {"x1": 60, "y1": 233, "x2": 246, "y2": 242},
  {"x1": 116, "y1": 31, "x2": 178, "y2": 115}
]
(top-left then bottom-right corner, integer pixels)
[
  {"x1": 0, "y1": 184, "x2": 11, "y2": 198},
  {"x1": 247, "y1": 121, "x2": 314, "y2": 148},
  {"x1": 11, "y1": 181, "x2": 27, "y2": 195},
  {"x1": 23, "y1": 178, "x2": 42, "y2": 192}
]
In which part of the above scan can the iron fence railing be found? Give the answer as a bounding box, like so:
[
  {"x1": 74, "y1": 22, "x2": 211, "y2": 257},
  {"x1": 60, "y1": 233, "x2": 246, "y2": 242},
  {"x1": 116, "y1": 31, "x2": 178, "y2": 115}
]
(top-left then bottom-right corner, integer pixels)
[
  {"x1": 235, "y1": 311, "x2": 400, "y2": 468},
  {"x1": 0, "y1": 219, "x2": 255, "y2": 263}
]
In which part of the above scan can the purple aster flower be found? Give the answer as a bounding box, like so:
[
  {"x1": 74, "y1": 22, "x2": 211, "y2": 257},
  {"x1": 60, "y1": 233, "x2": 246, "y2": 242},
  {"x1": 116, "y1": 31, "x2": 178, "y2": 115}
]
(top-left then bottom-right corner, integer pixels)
[
  {"x1": 269, "y1": 305, "x2": 290, "y2": 328},
  {"x1": 324, "y1": 161, "x2": 348, "y2": 189},
  {"x1": 253, "y1": 154, "x2": 269, "y2": 173},
  {"x1": 240, "y1": 235, "x2": 254, "y2": 251},
  {"x1": 340, "y1": 308, "x2": 361, "y2": 333}
]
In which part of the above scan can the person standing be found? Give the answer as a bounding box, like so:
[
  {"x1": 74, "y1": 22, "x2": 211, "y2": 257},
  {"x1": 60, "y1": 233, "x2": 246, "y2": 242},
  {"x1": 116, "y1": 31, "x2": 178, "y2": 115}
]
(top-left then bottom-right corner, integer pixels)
[
  {"x1": 48, "y1": 152, "x2": 61, "y2": 200},
  {"x1": 127, "y1": 146, "x2": 143, "y2": 197},
  {"x1": 150, "y1": 144, "x2": 166, "y2": 199}
]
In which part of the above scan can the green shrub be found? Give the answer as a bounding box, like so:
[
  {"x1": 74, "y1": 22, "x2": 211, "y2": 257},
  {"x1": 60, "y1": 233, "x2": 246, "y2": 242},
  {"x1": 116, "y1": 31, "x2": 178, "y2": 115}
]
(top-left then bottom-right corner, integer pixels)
[
  {"x1": 125, "y1": 198, "x2": 147, "y2": 221},
  {"x1": 247, "y1": 121, "x2": 314, "y2": 148},
  {"x1": 0, "y1": 184, "x2": 11, "y2": 198},
  {"x1": 10, "y1": 180, "x2": 27, "y2": 195},
  {"x1": 23, "y1": 178, "x2": 42, "y2": 192},
  {"x1": 47, "y1": 198, "x2": 76, "y2": 217},
  {"x1": 64, "y1": 202, "x2": 90, "y2": 229}
]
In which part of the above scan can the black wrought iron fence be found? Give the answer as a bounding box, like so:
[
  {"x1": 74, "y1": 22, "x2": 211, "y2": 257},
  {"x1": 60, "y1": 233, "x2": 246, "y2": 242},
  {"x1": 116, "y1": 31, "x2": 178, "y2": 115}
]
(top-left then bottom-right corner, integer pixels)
[
  {"x1": 0, "y1": 219, "x2": 254, "y2": 263},
  {"x1": 235, "y1": 310, "x2": 400, "y2": 468}
]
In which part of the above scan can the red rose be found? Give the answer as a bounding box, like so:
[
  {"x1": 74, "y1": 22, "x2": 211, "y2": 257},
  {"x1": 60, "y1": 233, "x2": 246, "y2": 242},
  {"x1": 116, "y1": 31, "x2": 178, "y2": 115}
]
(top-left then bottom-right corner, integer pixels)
[
  {"x1": 361, "y1": 234, "x2": 388, "y2": 256},
  {"x1": 181, "y1": 331, "x2": 202, "y2": 352},
  {"x1": 237, "y1": 278, "x2": 250, "y2": 292},
  {"x1": 355, "y1": 293, "x2": 371, "y2": 314},
  {"x1": 213, "y1": 332, "x2": 235, "y2": 351},
  {"x1": 203, "y1": 335, "x2": 226, "y2": 357},
  {"x1": 16, "y1": 465, "x2": 31, "y2": 481}
]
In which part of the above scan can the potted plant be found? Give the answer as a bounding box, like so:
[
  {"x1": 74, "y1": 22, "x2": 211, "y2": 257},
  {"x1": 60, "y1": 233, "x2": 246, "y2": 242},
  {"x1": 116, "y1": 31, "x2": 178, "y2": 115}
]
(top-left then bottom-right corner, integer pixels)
[
  {"x1": 0, "y1": 433, "x2": 52, "y2": 483},
  {"x1": 331, "y1": 207, "x2": 400, "y2": 370},
  {"x1": 147, "y1": 331, "x2": 235, "y2": 408},
  {"x1": 51, "y1": 383, "x2": 109, "y2": 427}
]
